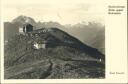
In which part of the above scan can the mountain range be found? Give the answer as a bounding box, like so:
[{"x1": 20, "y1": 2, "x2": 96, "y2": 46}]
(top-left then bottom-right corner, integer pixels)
[{"x1": 4, "y1": 15, "x2": 105, "y2": 54}]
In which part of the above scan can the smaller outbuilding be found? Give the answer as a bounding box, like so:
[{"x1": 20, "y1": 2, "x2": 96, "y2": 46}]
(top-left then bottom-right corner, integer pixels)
[{"x1": 33, "y1": 41, "x2": 47, "y2": 49}]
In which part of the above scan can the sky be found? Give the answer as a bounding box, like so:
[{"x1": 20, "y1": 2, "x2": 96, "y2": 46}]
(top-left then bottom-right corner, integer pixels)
[{"x1": 2, "y1": 0, "x2": 105, "y2": 25}]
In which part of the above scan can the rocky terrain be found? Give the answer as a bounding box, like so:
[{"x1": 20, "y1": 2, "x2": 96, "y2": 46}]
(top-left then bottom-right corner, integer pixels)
[{"x1": 4, "y1": 27, "x2": 105, "y2": 79}]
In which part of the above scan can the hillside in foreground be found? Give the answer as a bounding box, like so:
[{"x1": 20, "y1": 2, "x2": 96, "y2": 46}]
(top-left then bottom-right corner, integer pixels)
[{"x1": 4, "y1": 28, "x2": 105, "y2": 79}]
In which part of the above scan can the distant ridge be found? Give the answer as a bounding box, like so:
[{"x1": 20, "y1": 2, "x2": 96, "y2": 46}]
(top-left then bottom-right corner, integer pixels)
[{"x1": 12, "y1": 15, "x2": 36, "y2": 26}]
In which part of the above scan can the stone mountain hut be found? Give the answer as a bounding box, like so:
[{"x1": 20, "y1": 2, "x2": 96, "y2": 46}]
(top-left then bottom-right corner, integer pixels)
[{"x1": 19, "y1": 23, "x2": 33, "y2": 34}]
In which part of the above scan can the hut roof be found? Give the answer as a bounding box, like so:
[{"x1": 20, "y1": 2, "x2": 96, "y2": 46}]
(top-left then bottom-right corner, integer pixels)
[
  {"x1": 34, "y1": 40, "x2": 47, "y2": 44},
  {"x1": 19, "y1": 23, "x2": 33, "y2": 28}
]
